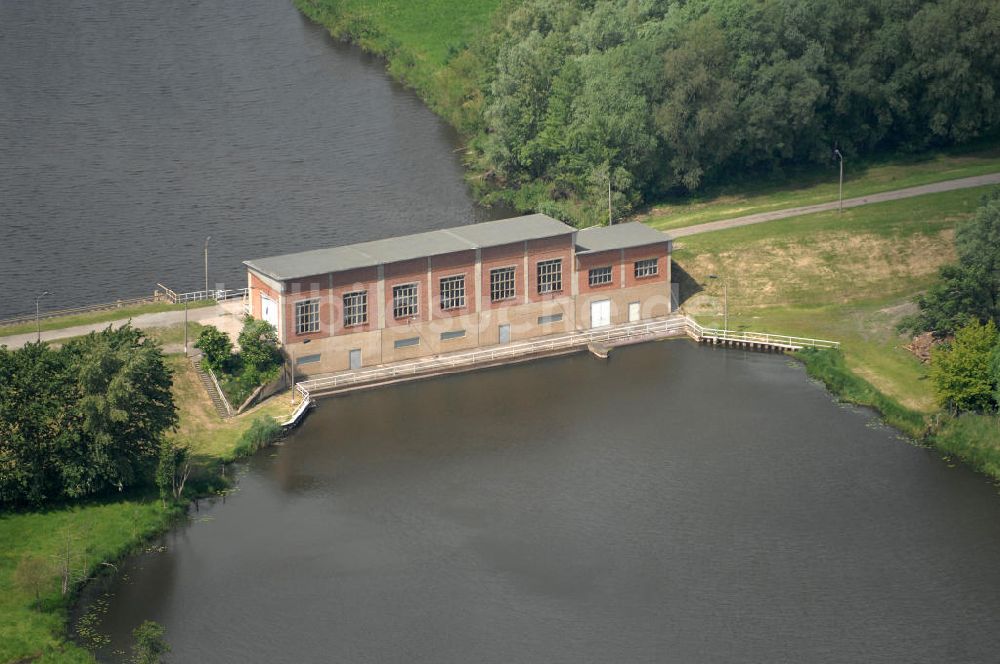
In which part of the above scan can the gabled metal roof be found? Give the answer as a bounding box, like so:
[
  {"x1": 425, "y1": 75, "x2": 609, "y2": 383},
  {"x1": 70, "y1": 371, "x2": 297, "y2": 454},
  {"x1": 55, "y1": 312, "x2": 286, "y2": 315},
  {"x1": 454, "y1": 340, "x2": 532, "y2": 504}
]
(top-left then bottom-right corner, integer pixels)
[
  {"x1": 244, "y1": 214, "x2": 574, "y2": 282},
  {"x1": 575, "y1": 222, "x2": 671, "y2": 255}
]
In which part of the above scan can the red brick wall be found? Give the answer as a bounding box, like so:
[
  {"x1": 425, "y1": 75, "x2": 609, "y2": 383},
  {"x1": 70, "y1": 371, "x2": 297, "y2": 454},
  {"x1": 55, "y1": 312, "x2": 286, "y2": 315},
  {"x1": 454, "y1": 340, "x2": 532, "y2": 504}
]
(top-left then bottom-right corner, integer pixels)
[
  {"x1": 526, "y1": 235, "x2": 573, "y2": 303},
  {"x1": 249, "y1": 272, "x2": 280, "y2": 321},
  {"x1": 331, "y1": 266, "x2": 379, "y2": 334},
  {"x1": 480, "y1": 243, "x2": 524, "y2": 311},
  {"x1": 576, "y1": 251, "x2": 623, "y2": 295},
  {"x1": 429, "y1": 250, "x2": 476, "y2": 319},
  {"x1": 624, "y1": 243, "x2": 669, "y2": 288},
  {"x1": 383, "y1": 258, "x2": 428, "y2": 328},
  {"x1": 284, "y1": 274, "x2": 333, "y2": 344}
]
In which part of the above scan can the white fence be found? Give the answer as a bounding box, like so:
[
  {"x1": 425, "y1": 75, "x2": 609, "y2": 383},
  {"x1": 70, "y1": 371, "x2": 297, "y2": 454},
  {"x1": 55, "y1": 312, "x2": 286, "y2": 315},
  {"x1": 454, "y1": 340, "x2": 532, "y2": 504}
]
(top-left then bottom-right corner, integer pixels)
[
  {"x1": 294, "y1": 315, "x2": 840, "y2": 399},
  {"x1": 157, "y1": 283, "x2": 248, "y2": 305},
  {"x1": 296, "y1": 316, "x2": 690, "y2": 396},
  {"x1": 685, "y1": 318, "x2": 840, "y2": 350}
]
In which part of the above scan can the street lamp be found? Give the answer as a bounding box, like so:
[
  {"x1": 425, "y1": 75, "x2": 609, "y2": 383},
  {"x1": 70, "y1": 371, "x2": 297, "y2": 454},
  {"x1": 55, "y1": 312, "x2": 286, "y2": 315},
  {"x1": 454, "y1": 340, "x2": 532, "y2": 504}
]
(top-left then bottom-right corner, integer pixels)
[
  {"x1": 833, "y1": 148, "x2": 844, "y2": 213},
  {"x1": 708, "y1": 275, "x2": 727, "y2": 333},
  {"x1": 204, "y1": 236, "x2": 212, "y2": 297},
  {"x1": 34, "y1": 291, "x2": 50, "y2": 342}
]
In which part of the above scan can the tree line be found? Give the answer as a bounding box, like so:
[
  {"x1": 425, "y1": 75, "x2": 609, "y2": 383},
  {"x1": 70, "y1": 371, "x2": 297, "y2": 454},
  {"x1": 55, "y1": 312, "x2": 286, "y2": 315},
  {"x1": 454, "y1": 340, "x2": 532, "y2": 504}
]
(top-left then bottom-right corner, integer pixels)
[
  {"x1": 0, "y1": 326, "x2": 176, "y2": 506},
  {"x1": 464, "y1": 0, "x2": 1000, "y2": 224},
  {"x1": 900, "y1": 190, "x2": 1000, "y2": 413}
]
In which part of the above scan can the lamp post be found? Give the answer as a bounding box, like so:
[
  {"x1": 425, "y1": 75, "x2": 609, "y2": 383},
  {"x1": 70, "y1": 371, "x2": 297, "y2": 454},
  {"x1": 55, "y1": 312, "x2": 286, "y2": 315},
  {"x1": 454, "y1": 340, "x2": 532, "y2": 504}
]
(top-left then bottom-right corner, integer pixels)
[
  {"x1": 833, "y1": 148, "x2": 844, "y2": 213},
  {"x1": 34, "y1": 290, "x2": 50, "y2": 342},
  {"x1": 184, "y1": 301, "x2": 189, "y2": 356},
  {"x1": 708, "y1": 274, "x2": 727, "y2": 333},
  {"x1": 204, "y1": 236, "x2": 211, "y2": 297}
]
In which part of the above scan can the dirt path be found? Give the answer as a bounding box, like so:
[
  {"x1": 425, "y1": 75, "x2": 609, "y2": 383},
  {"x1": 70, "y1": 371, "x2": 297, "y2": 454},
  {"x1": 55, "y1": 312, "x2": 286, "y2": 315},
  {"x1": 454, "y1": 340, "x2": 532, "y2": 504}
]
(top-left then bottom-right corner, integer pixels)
[{"x1": 667, "y1": 172, "x2": 1000, "y2": 238}]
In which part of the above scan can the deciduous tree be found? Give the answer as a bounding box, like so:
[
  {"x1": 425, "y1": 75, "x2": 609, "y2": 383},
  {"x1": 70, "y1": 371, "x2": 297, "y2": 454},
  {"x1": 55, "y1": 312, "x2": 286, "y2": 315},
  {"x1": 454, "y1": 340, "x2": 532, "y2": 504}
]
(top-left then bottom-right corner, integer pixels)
[{"x1": 930, "y1": 320, "x2": 999, "y2": 413}]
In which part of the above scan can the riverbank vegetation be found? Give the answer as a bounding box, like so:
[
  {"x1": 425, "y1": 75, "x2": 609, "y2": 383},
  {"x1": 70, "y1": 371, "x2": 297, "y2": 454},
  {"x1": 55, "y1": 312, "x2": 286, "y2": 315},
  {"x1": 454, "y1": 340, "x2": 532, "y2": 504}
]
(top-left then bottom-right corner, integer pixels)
[
  {"x1": 0, "y1": 320, "x2": 296, "y2": 663},
  {"x1": 676, "y1": 187, "x2": 1000, "y2": 480},
  {"x1": 0, "y1": 326, "x2": 176, "y2": 506},
  {"x1": 296, "y1": 0, "x2": 1000, "y2": 225}
]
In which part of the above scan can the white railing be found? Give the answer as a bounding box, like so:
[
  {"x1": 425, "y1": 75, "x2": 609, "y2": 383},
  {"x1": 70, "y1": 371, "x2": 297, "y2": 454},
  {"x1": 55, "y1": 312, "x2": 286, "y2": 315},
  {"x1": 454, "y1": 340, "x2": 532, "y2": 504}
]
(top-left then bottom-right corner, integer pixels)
[
  {"x1": 685, "y1": 318, "x2": 840, "y2": 349},
  {"x1": 296, "y1": 316, "x2": 690, "y2": 395},
  {"x1": 293, "y1": 315, "x2": 840, "y2": 398},
  {"x1": 157, "y1": 283, "x2": 248, "y2": 305}
]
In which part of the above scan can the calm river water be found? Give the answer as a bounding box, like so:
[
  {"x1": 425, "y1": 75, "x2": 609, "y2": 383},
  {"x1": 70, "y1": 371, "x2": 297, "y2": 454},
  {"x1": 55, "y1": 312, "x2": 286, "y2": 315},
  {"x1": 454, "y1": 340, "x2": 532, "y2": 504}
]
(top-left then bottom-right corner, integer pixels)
[
  {"x1": 77, "y1": 342, "x2": 1000, "y2": 663},
  {"x1": 16, "y1": 0, "x2": 1000, "y2": 660},
  {"x1": 0, "y1": 0, "x2": 502, "y2": 318}
]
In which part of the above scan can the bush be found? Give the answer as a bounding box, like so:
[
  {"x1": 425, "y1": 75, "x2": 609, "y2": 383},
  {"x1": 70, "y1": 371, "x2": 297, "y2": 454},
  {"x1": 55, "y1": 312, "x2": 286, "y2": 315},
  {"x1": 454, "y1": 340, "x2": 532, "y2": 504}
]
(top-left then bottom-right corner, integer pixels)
[
  {"x1": 930, "y1": 320, "x2": 999, "y2": 413},
  {"x1": 194, "y1": 326, "x2": 232, "y2": 373},
  {"x1": 238, "y1": 317, "x2": 281, "y2": 374}
]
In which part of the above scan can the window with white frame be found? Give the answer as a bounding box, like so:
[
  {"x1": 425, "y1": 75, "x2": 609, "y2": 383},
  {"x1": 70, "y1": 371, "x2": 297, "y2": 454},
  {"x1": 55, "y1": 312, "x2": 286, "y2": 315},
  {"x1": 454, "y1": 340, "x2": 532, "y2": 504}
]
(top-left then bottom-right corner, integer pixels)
[
  {"x1": 588, "y1": 266, "x2": 613, "y2": 287},
  {"x1": 295, "y1": 299, "x2": 320, "y2": 335},
  {"x1": 634, "y1": 258, "x2": 659, "y2": 279},
  {"x1": 490, "y1": 267, "x2": 516, "y2": 302},
  {"x1": 536, "y1": 259, "x2": 562, "y2": 294},
  {"x1": 392, "y1": 283, "x2": 419, "y2": 319},
  {"x1": 343, "y1": 291, "x2": 367, "y2": 327},
  {"x1": 439, "y1": 275, "x2": 465, "y2": 310}
]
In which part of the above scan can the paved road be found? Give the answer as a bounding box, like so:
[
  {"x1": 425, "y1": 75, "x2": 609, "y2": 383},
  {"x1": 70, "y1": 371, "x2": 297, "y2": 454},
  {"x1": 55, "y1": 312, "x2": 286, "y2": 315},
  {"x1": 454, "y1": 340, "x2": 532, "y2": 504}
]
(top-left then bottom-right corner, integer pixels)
[
  {"x1": 667, "y1": 172, "x2": 1000, "y2": 238},
  {"x1": 0, "y1": 303, "x2": 244, "y2": 351}
]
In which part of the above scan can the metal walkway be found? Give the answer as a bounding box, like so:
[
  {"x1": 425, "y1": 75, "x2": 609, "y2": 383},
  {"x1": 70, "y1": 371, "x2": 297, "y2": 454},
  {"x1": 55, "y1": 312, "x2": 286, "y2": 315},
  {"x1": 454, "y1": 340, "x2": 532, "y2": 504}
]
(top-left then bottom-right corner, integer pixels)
[{"x1": 292, "y1": 315, "x2": 838, "y2": 400}]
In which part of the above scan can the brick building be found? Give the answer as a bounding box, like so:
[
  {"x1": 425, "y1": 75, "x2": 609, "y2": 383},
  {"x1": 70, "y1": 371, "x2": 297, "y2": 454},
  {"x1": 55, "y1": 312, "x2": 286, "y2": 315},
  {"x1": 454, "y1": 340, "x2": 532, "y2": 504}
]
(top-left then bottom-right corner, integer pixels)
[{"x1": 243, "y1": 214, "x2": 673, "y2": 376}]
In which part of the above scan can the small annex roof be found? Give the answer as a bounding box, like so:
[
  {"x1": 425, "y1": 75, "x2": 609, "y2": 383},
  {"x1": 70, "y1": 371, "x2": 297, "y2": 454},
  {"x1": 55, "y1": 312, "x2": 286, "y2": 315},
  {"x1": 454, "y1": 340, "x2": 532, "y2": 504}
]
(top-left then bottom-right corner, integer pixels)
[
  {"x1": 575, "y1": 222, "x2": 671, "y2": 255},
  {"x1": 244, "y1": 213, "x2": 574, "y2": 282}
]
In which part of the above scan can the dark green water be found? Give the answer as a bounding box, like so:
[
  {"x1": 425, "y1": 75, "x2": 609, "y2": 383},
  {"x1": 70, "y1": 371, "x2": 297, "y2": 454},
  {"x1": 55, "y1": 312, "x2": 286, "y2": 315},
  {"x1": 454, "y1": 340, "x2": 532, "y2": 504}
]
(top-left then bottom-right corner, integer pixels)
[{"x1": 77, "y1": 342, "x2": 1000, "y2": 662}]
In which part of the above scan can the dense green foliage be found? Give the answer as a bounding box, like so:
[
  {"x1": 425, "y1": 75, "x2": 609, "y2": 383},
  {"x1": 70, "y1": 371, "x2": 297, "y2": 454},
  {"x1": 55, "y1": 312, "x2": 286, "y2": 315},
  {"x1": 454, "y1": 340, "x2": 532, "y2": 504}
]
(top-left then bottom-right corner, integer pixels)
[
  {"x1": 194, "y1": 326, "x2": 232, "y2": 373},
  {"x1": 902, "y1": 189, "x2": 1000, "y2": 336},
  {"x1": 232, "y1": 416, "x2": 284, "y2": 459},
  {"x1": 0, "y1": 326, "x2": 177, "y2": 506},
  {"x1": 237, "y1": 316, "x2": 281, "y2": 374},
  {"x1": 197, "y1": 320, "x2": 283, "y2": 406},
  {"x1": 467, "y1": 0, "x2": 1000, "y2": 223},
  {"x1": 930, "y1": 320, "x2": 999, "y2": 412}
]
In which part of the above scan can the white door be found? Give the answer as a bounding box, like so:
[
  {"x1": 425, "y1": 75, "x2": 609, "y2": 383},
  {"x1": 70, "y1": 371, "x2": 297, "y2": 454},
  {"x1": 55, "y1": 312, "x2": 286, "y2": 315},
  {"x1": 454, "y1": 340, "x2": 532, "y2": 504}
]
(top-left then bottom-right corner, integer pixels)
[
  {"x1": 591, "y1": 300, "x2": 611, "y2": 328},
  {"x1": 260, "y1": 294, "x2": 279, "y2": 328},
  {"x1": 499, "y1": 324, "x2": 511, "y2": 345},
  {"x1": 628, "y1": 301, "x2": 641, "y2": 323},
  {"x1": 349, "y1": 349, "x2": 362, "y2": 370}
]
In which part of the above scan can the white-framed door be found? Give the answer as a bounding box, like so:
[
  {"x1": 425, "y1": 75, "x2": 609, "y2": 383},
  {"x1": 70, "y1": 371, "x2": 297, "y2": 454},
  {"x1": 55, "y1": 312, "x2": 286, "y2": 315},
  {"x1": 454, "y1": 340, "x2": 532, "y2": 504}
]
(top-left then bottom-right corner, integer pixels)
[
  {"x1": 628, "y1": 301, "x2": 641, "y2": 323},
  {"x1": 260, "y1": 294, "x2": 279, "y2": 328},
  {"x1": 591, "y1": 300, "x2": 611, "y2": 328}
]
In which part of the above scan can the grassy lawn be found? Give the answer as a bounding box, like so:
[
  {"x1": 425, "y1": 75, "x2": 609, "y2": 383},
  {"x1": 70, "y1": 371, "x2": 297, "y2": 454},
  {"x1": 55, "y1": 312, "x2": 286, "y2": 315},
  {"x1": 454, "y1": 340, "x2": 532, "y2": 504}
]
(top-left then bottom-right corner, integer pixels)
[
  {"x1": 643, "y1": 142, "x2": 1000, "y2": 231},
  {"x1": 293, "y1": 0, "x2": 500, "y2": 129},
  {"x1": 311, "y1": 0, "x2": 500, "y2": 67},
  {"x1": 166, "y1": 354, "x2": 296, "y2": 462},
  {"x1": 673, "y1": 185, "x2": 996, "y2": 412},
  {"x1": 0, "y1": 352, "x2": 296, "y2": 664},
  {"x1": 0, "y1": 497, "x2": 180, "y2": 663},
  {"x1": 0, "y1": 300, "x2": 215, "y2": 339}
]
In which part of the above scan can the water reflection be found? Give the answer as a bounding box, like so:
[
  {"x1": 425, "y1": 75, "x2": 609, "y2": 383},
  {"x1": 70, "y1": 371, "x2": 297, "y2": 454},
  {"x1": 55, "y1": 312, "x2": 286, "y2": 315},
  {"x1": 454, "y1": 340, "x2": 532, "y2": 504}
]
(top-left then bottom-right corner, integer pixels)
[{"x1": 76, "y1": 342, "x2": 1000, "y2": 663}]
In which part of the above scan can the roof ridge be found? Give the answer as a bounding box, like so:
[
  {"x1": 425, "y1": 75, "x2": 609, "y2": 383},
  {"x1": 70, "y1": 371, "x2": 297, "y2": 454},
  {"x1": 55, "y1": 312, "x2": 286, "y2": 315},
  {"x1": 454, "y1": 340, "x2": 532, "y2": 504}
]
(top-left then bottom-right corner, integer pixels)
[{"x1": 439, "y1": 227, "x2": 480, "y2": 249}]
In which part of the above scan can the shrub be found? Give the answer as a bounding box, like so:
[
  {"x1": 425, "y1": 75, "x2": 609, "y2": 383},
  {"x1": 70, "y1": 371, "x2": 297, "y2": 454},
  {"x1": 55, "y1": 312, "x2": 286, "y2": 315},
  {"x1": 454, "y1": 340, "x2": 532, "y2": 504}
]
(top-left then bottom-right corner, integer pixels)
[
  {"x1": 930, "y1": 320, "x2": 999, "y2": 413},
  {"x1": 194, "y1": 325, "x2": 232, "y2": 373},
  {"x1": 237, "y1": 317, "x2": 280, "y2": 374}
]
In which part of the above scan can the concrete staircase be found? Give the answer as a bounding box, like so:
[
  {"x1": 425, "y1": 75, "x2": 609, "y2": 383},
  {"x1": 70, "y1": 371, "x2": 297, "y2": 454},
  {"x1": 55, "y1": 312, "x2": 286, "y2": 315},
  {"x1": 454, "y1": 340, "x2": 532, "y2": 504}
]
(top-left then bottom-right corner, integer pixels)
[{"x1": 191, "y1": 353, "x2": 231, "y2": 419}]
